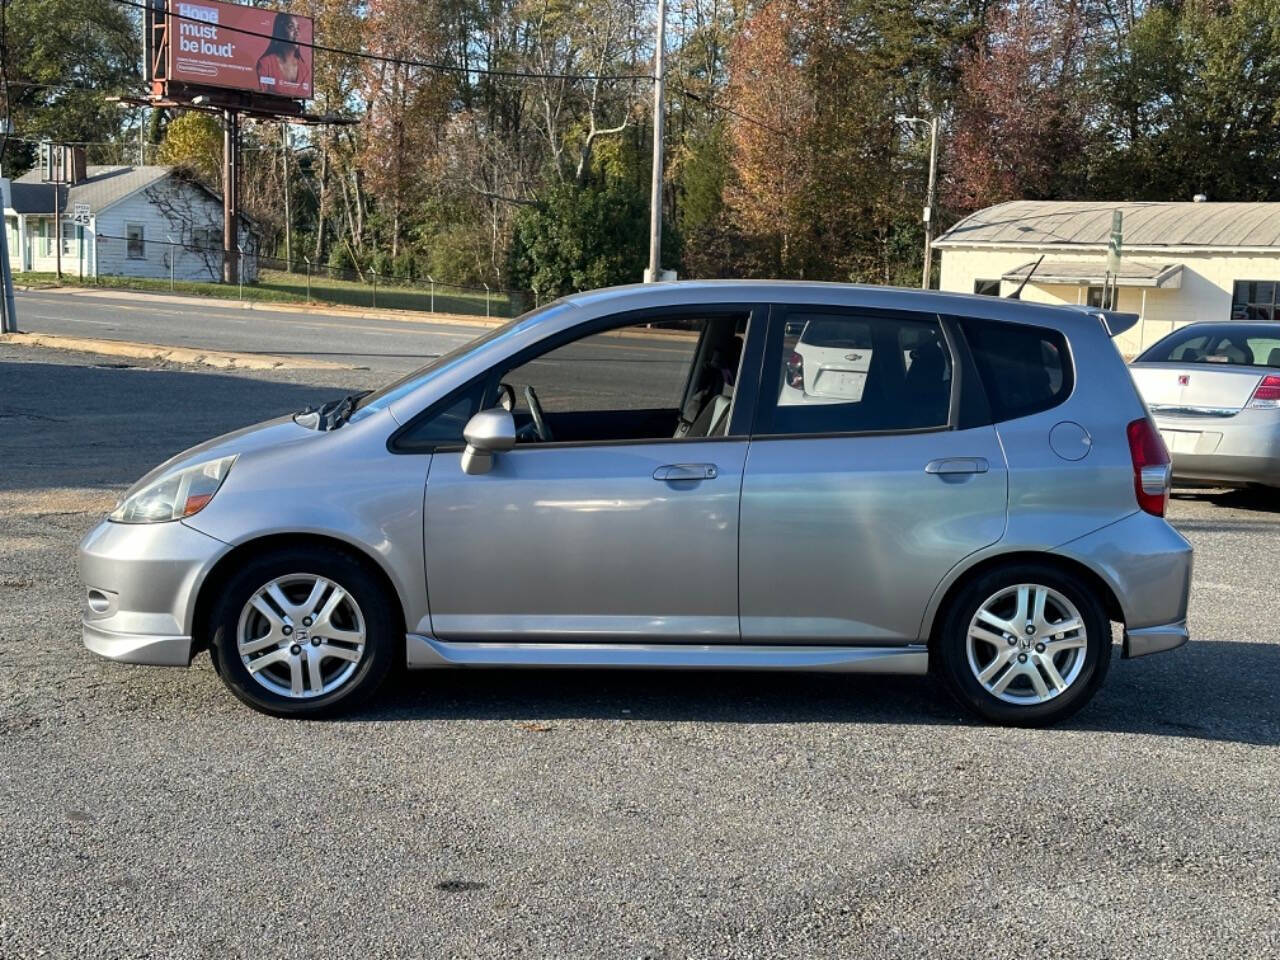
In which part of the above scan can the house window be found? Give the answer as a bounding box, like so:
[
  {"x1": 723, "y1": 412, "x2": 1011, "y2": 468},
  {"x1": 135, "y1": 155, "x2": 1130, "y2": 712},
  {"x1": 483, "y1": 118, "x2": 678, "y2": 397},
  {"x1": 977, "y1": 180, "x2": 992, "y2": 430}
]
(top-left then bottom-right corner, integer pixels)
[
  {"x1": 1087, "y1": 285, "x2": 1118, "y2": 309},
  {"x1": 192, "y1": 228, "x2": 219, "y2": 251},
  {"x1": 37, "y1": 220, "x2": 53, "y2": 257},
  {"x1": 61, "y1": 221, "x2": 76, "y2": 256},
  {"x1": 1232, "y1": 281, "x2": 1276, "y2": 321},
  {"x1": 126, "y1": 223, "x2": 145, "y2": 259},
  {"x1": 973, "y1": 279, "x2": 1001, "y2": 296}
]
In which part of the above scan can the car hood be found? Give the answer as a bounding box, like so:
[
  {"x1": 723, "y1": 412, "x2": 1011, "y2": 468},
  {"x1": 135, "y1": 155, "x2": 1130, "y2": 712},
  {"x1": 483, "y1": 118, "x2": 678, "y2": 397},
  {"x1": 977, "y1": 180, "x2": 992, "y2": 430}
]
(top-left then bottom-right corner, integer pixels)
[{"x1": 121, "y1": 415, "x2": 319, "y2": 499}]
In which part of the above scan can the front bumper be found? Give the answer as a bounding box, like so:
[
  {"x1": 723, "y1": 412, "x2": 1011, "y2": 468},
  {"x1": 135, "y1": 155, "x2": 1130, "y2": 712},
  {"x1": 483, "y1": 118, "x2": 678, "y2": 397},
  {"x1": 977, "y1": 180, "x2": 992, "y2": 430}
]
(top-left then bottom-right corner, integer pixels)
[
  {"x1": 1123, "y1": 620, "x2": 1190, "y2": 659},
  {"x1": 78, "y1": 518, "x2": 228, "y2": 667},
  {"x1": 83, "y1": 621, "x2": 192, "y2": 666}
]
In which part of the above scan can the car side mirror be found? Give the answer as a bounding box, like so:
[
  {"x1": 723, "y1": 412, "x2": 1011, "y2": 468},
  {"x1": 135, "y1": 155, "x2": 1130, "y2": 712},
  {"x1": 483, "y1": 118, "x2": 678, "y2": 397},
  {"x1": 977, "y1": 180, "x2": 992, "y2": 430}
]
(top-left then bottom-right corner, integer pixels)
[{"x1": 460, "y1": 408, "x2": 516, "y2": 475}]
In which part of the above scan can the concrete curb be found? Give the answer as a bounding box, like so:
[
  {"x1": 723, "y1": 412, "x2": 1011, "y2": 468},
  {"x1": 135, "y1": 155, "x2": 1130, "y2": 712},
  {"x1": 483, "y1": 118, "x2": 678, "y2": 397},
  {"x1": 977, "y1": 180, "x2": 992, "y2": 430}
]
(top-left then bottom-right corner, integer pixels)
[
  {"x1": 26, "y1": 285, "x2": 508, "y2": 330},
  {"x1": 0, "y1": 332, "x2": 352, "y2": 371}
]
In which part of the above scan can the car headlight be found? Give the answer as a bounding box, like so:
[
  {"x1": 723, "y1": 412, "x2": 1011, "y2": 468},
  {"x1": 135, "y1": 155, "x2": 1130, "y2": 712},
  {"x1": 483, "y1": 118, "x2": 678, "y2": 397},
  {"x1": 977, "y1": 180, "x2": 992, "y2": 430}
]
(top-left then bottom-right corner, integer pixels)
[{"x1": 109, "y1": 455, "x2": 237, "y2": 523}]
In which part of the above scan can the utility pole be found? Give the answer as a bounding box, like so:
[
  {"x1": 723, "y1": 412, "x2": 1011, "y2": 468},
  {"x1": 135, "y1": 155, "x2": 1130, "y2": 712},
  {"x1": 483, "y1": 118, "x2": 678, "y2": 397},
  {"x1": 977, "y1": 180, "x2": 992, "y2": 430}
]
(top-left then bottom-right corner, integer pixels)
[
  {"x1": 896, "y1": 114, "x2": 940, "y2": 289},
  {"x1": 281, "y1": 123, "x2": 292, "y2": 272},
  {"x1": 922, "y1": 116, "x2": 938, "y2": 290},
  {"x1": 645, "y1": 0, "x2": 666, "y2": 283},
  {"x1": 0, "y1": 186, "x2": 16, "y2": 332},
  {"x1": 54, "y1": 157, "x2": 63, "y2": 280},
  {"x1": 222, "y1": 109, "x2": 239, "y2": 285}
]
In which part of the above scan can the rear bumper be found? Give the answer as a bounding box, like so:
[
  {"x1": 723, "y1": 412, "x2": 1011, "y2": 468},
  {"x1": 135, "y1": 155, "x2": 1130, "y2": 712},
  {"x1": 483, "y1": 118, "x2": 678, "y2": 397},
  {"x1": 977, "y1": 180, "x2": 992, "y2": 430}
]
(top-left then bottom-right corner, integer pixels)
[
  {"x1": 1053, "y1": 509, "x2": 1193, "y2": 639},
  {"x1": 1169, "y1": 452, "x2": 1279, "y2": 486},
  {"x1": 1155, "y1": 411, "x2": 1280, "y2": 486},
  {"x1": 1123, "y1": 620, "x2": 1189, "y2": 659}
]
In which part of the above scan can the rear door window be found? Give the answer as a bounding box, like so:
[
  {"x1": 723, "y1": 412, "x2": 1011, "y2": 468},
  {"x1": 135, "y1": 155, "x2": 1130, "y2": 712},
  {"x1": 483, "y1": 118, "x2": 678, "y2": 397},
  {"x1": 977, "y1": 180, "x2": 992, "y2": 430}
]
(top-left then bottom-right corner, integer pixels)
[
  {"x1": 760, "y1": 309, "x2": 953, "y2": 434},
  {"x1": 959, "y1": 317, "x2": 1072, "y2": 421}
]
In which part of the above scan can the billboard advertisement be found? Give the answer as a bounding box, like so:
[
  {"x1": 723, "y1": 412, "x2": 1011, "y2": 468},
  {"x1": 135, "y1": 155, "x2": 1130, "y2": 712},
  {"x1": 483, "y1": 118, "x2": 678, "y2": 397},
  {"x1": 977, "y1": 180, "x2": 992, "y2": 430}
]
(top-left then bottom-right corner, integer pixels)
[{"x1": 166, "y1": 0, "x2": 313, "y2": 100}]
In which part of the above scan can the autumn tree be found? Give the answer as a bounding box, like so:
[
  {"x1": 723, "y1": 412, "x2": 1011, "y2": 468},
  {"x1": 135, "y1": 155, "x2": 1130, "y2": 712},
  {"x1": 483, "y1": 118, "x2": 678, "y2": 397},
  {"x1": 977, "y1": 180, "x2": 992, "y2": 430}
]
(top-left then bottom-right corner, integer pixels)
[
  {"x1": 156, "y1": 111, "x2": 221, "y2": 185},
  {"x1": 948, "y1": 0, "x2": 1090, "y2": 212}
]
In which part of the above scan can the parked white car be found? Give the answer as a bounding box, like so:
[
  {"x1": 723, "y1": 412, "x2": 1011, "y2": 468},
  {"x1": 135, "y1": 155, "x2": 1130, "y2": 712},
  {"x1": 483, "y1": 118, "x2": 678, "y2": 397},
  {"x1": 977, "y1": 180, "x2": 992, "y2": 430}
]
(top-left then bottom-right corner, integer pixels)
[{"x1": 779, "y1": 317, "x2": 874, "y2": 405}]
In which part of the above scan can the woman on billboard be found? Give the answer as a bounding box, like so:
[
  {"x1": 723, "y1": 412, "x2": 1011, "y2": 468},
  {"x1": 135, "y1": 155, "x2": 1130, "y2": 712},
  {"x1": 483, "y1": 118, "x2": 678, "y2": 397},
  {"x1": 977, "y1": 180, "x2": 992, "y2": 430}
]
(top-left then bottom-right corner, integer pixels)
[{"x1": 256, "y1": 12, "x2": 311, "y2": 96}]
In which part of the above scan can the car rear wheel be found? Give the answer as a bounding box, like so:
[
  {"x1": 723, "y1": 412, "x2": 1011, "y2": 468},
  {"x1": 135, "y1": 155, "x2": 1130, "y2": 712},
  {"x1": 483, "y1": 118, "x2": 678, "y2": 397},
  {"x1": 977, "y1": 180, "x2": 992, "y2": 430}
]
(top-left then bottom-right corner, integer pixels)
[
  {"x1": 208, "y1": 547, "x2": 397, "y2": 718},
  {"x1": 935, "y1": 563, "x2": 1112, "y2": 726}
]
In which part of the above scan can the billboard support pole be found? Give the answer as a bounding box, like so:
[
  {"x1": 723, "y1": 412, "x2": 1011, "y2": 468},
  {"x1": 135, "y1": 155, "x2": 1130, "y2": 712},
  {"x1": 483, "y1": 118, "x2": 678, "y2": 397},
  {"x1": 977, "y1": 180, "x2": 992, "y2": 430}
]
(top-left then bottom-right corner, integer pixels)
[
  {"x1": 281, "y1": 124, "x2": 293, "y2": 272},
  {"x1": 223, "y1": 108, "x2": 239, "y2": 285}
]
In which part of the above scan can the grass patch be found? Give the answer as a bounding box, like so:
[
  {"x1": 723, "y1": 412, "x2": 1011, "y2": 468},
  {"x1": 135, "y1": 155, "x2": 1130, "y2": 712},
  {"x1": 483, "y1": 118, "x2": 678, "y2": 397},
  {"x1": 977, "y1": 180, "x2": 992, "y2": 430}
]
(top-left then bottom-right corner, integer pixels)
[{"x1": 14, "y1": 269, "x2": 521, "y2": 318}]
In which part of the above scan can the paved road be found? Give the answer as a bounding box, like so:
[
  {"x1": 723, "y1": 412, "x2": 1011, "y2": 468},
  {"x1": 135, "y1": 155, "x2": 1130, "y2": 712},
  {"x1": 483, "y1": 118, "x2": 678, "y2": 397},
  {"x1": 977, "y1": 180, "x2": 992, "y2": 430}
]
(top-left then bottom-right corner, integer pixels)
[
  {"x1": 15, "y1": 288, "x2": 491, "y2": 376},
  {"x1": 1, "y1": 343, "x2": 1278, "y2": 959}
]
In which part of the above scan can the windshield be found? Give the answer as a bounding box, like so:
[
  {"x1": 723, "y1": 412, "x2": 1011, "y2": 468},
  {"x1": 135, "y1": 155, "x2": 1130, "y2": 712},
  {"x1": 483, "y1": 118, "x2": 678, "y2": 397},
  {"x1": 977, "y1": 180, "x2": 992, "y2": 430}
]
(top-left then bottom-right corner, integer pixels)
[
  {"x1": 347, "y1": 302, "x2": 572, "y2": 423},
  {"x1": 1136, "y1": 323, "x2": 1280, "y2": 368}
]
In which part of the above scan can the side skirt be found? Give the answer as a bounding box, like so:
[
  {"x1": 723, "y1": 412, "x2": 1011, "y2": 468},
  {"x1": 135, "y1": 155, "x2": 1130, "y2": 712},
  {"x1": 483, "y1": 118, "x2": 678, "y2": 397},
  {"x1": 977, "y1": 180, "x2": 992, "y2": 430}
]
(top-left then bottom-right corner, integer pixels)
[{"x1": 406, "y1": 635, "x2": 929, "y2": 674}]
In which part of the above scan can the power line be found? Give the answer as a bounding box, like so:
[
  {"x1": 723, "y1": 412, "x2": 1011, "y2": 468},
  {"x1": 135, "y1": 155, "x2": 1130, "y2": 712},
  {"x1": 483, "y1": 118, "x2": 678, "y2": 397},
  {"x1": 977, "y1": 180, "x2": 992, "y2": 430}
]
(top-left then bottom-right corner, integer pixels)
[
  {"x1": 106, "y1": 0, "x2": 654, "y2": 84},
  {"x1": 675, "y1": 86, "x2": 788, "y2": 138}
]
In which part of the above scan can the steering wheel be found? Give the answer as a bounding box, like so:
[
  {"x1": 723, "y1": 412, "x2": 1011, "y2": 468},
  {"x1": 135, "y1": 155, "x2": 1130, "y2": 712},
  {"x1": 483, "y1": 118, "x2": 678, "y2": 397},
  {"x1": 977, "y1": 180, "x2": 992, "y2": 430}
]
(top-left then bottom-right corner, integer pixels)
[{"x1": 524, "y1": 385, "x2": 554, "y2": 442}]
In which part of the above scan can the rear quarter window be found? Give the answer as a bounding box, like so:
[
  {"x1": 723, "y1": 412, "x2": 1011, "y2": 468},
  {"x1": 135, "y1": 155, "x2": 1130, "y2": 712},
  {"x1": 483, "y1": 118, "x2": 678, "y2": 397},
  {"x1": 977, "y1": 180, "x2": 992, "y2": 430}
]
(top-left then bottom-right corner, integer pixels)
[{"x1": 959, "y1": 317, "x2": 1073, "y2": 422}]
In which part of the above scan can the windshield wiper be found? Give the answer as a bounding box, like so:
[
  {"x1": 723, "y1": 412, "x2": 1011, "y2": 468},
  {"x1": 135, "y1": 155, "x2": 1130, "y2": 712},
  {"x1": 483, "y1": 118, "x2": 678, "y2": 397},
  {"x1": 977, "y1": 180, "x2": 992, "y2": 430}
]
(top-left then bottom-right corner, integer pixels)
[
  {"x1": 322, "y1": 390, "x2": 372, "y2": 430},
  {"x1": 292, "y1": 391, "x2": 372, "y2": 431}
]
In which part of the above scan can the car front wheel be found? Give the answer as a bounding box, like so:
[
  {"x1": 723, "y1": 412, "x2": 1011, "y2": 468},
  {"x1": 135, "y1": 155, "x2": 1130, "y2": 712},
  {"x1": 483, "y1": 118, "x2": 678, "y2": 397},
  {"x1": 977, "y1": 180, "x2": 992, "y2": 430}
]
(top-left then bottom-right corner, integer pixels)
[
  {"x1": 208, "y1": 547, "x2": 397, "y2": 717},
  {"x1": 935, "y1": 563, "x2": 1112, "y2": 726}
]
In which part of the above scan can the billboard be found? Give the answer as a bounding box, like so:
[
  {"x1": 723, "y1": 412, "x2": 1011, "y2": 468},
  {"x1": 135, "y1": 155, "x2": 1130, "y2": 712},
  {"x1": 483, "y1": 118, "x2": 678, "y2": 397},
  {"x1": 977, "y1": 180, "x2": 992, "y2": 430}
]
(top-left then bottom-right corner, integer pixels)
[{"x1": 166, "y1": 0, "x2": 313, "y2": 100}]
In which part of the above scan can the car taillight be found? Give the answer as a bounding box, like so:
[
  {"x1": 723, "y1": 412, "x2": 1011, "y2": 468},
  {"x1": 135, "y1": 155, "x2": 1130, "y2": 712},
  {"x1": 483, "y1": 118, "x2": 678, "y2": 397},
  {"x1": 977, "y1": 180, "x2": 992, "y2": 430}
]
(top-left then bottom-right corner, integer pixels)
[
  {"x1": 1126, "y1": 418, "x2": 1171, "y2": 517},
  {"x1": 786, "y1": 351, "x2": 805, "y2": 390},
  {"x1": 1246, "y1": 374, "x2": 1280, "y2": 409}
]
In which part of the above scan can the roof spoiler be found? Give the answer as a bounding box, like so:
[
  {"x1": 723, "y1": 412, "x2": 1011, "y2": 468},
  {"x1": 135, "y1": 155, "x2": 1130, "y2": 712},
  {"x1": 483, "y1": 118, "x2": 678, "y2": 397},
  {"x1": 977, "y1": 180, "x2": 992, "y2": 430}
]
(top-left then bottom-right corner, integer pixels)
[{"x1": 1063, "y1": 305, "x2": 1139, "y2": 338}]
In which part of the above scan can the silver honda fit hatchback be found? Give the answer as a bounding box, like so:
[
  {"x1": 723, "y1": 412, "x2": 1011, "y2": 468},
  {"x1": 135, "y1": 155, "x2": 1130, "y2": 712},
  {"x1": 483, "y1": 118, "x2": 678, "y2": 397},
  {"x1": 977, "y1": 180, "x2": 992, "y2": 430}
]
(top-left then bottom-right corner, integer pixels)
[{"x1": 79, "y1": 282, "x2": 1192, "y2": 725}]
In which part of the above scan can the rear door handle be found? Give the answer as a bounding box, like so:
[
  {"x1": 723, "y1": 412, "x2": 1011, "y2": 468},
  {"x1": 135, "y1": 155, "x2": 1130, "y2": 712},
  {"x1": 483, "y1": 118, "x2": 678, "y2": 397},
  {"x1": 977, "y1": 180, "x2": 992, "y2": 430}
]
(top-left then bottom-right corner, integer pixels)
[
  {"x1": 924, "y1": 457, "x2": 989, "y2": 475},
  {"x1": 653, "y1": 463, "x2": 718, "y2": 481}
]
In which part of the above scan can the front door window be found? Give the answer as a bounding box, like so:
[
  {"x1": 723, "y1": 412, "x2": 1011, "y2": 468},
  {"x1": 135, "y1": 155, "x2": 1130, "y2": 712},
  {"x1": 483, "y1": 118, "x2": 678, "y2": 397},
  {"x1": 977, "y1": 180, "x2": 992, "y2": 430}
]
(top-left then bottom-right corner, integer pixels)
[{"x1": 497, "y1": 314, "x2": 745, "y2": 444}]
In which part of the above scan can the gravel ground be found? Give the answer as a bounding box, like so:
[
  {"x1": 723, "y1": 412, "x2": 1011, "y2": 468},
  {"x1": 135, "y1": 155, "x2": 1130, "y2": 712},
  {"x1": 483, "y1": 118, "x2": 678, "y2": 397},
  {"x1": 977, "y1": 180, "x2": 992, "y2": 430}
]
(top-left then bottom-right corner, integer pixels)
[{"x1": 1, "y1": 342, "x2": 1277, "y2": 959}]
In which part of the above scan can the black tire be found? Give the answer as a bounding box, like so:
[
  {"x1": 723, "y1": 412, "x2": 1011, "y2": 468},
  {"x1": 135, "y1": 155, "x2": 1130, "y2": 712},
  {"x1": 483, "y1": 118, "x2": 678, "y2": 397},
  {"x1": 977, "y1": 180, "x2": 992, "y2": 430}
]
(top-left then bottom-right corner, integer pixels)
[
  {"x1": 207, "y1": 546, "x2": 398, "y2": 718},
  {"x1": 934, "y1": 562, "x2": 1112, "y2": 727}
]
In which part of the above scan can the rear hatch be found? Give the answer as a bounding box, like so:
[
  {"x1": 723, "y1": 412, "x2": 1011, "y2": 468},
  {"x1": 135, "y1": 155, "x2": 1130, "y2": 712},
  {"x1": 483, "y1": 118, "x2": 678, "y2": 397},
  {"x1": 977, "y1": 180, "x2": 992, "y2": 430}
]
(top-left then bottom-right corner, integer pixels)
[{"x1": 1129, "y1": 363, "x2": 1265, "y2": 416}]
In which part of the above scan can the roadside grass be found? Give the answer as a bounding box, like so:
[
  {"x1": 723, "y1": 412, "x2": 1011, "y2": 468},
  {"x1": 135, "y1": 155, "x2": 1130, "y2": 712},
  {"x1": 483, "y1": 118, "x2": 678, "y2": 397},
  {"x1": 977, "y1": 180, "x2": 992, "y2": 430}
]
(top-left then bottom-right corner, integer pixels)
[{"x1": 13, "y1": 269, "x2": 520, "y2": 318}]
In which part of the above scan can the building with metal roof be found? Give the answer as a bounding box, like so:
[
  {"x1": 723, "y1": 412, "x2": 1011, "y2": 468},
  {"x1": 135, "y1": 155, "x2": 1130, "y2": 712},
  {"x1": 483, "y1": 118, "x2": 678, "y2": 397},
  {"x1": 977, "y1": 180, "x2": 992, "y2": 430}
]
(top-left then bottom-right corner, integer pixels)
[
  {"x1": 3, "y1": 159, "x2": 256, "y2": 283},
  {"x1": 935, "y1": 200, "x2": 1280, "y2": 355}
]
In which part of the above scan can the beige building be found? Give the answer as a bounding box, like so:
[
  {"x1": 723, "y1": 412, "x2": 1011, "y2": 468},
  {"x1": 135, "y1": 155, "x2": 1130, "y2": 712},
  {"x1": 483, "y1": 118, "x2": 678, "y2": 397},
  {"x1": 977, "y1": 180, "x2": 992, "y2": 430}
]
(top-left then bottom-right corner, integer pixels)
[{"x1": 935, "y1": 200, "x2": 1280, "y2": 356}]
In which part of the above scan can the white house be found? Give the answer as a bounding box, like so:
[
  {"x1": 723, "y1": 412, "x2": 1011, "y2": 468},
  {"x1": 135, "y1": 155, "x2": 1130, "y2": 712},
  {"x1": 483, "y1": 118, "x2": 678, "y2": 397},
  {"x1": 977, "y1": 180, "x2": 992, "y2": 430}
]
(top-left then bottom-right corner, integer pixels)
[
  {"x1": 934, "y1": 200, "x2": 1280, "y2": 356},
  {"x1": 4, "y1": 159, "x2": 257, "y2": 283}
]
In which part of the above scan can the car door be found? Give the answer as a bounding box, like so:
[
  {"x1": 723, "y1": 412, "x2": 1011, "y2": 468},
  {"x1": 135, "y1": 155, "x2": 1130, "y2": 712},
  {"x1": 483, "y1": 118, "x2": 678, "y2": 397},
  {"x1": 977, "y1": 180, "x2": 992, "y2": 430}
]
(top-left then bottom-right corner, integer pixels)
[
  {"x1": 739, "y1": 304, "x2": 1008, "y2": 643},
  {"x1": 420, "y1": 304, "x2": 765, "y2": 643}
]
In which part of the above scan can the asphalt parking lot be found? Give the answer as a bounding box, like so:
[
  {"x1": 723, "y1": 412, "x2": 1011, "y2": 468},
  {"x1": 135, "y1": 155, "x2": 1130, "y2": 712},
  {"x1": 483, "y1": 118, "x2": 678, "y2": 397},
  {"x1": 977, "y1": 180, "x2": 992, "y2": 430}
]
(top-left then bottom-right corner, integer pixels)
[{"x1": 1, "y1": 341, "x2": 1278, "y2": 959}]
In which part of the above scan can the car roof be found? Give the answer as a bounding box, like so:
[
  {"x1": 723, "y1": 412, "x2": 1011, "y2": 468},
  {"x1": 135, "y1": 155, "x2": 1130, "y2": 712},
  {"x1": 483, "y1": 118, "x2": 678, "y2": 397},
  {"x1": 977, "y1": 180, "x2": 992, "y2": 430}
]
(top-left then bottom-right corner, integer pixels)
[
  {"x1": 562, "y1": 280, "x2": 1108, "y2": 333},
  {"x1": 1171, "y1": 319, "x2": 1280, "y2": 331}
]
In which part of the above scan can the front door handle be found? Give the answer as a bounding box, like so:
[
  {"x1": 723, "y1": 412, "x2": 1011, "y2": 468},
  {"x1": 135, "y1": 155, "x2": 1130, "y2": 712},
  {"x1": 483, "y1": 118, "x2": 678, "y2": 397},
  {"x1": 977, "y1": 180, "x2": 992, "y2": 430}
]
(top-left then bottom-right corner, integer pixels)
[
  {"x1": 924, "y1": 457, "x2": 989, "y2": 475},
  {"x1": 653, "y1": 463, "x2": 718, "y2": 481}
]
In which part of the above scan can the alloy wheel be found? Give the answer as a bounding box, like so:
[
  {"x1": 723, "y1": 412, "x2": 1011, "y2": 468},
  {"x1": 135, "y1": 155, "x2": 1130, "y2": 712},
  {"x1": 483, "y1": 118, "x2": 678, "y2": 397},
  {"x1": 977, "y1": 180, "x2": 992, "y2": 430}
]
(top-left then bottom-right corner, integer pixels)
[
  {"x1": 236, "y1": 574, "x2": 367, "y2": 699},
  {"x1": 965, "y1": 583, "x2": 1088, "y2": 705}
]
